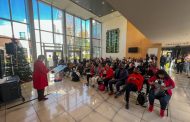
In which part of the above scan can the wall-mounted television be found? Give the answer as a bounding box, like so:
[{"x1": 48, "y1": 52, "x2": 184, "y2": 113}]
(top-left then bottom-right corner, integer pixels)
[{"x1": 128, "y1": 47, "x2": 138, "y2": 53}]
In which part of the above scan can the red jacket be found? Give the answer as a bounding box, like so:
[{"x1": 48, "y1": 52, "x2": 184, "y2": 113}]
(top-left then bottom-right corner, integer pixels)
[
  {"x1": 149, "y1": 66, "x2": 159, "y2": 75},
  {"x1": 126, "y1": 73, "x2": 144, "y2": 91},
  {"x1": 106, "y1": 68, "x2": 114, "y2": 79},
  {"x1": 97, "y1": 67, "x2": 103, "y2": 77},
  {"x1": 90, "y1": 66, "x2": 95, "y2": 76},
  {"x1": 148, "y1": 76, "x2": 175, "y2": 96},
  {"x1": 33, "y1": 60, "x2": 49, "y2": 90}
]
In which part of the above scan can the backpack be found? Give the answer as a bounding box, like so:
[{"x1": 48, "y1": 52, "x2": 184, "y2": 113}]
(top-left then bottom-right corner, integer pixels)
[{"x1": 137, "y1": 92, "x2": 146, "y2": 106}]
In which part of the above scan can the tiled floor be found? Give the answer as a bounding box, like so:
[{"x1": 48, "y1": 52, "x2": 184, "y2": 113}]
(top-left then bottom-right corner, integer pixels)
[{"x1": 0, "y1": 72, "x2": 190, "y2": 122}]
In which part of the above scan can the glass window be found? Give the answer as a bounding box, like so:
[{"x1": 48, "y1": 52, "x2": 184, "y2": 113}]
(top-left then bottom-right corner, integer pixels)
[
  {"x1": 36, "y1": 42, "x2": 41, "y2": 56},
  {"x1": 93, "y1": 47, "x2": 101, "y2": 58},
  {"x1": 0, "y1": 19, "x2": 12, "y2": 37},
  {"x1": 82, "y1": 47, "x2": 90, "y2": 59},
  {"x1": 92, "y1": 20, "x2": 101, "y2": 39},
  {"x1": 13, "y1": 22, "x2": 29, "y2": 39},
  {"x1": 80, "y1": 38, "x2": 86, "y2": 47},
  {"x1": 75, "y1": 17, "x2": 81, "y2": 37},
  {"x1": 67, "y1": 36, "x2": 74, "y2": 45},
  {"x1": 97, "y1": 22, "x2": 101, "y2": 39},
  {"x1": 86, "y1": 20, "x2": 90, "y2": 38},
  {"x1": 10, "y1": 0, "x2": 27, "y2": 23},
  {"x1": 0, "y1": 0, "x2": 10, "y2": 19},
  {"x1": 53, "y1": 7, "x2": 63, "y2": 34},
  {"x1": 75, "y1": 37, "x2": 82, "y2": 46},
  {"x1": 106, "y1": 29, "x2": 119, "y2": 53},
  {"x1": 85, "y1": 39, "x2": 90, "y2": 47},
  {"x1": 39, "y1": 2, "x2": 52, "y2": 31},
  {"x1": 66, "y1": 13, "x2": 74, "y2": 36},
  {"x1": 32, "y1": 0, "x2": 39, "y2": 29},
  {"x1": 41, "y1": 31, "x2": 53, "y2": 43},
  {"x1": 92, "y1": 20, "x2": 97, "y2": 39},
  {"x1": 35, "y1": 30, "x2": 40, "y2": 42},
  {"x1": 92, "y1": 39, "x2": 100, "y2": 47},
  {"x1": 18, "y1": 40, "x2": 31, "y2": 61},
  {"x1": 54, "y1": 34, "x2": 63, "y2": 44},
  {"x1": 82, "y1": 20, "x2": 86, "y2": 38}
]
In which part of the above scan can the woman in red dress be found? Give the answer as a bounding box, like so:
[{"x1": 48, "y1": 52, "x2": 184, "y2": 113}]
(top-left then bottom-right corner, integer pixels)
[{"x1": 33, "y1": 55, "x2": 49, "y2": 101}]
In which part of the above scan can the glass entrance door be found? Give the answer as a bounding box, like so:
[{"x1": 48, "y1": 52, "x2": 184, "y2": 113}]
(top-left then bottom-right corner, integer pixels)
[
  {"x1": 67, "y1": 46, "x2": 81, "y2": 62},
  {"x1": 45, "y1": 50, "x2": 62, "y2": 68}
]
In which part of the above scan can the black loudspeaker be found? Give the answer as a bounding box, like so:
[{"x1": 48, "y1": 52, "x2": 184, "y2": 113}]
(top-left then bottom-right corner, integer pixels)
[
  {"x1": 5, "y1": 43, "x2": 15, "y2": 55},
  {"x1": 0, "y1": 77, "x2": 21, "y2": 102}
]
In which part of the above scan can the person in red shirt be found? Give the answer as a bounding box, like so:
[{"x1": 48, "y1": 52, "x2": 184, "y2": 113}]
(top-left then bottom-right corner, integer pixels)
[
  {"x1": 33, "y1": 55, "x2": 49, "y2": 101},
  {"x1": 148, "y1": 69, "x2": 175, "y2": 117},
  {"x1": 144, "y1": 62, "x2": 159, "y2": 95},
  {"x1": 125, "y1": 67, "x2": 144, "y2": 109},
  {"x1": 102, "y1": 63, "x2": 114, "y2": 91}
]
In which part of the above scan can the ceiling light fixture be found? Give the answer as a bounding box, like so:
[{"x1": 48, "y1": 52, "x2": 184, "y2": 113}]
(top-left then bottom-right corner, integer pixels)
[
  {"x1": 75, "y1": 0, "x2": 79, "y2": 3},
  {"x1": 102, "y1": 1, "x2": 105, "y2": 5},
  {"x1": 111, "y1": 9, "x2": 114, "y2": 12}
]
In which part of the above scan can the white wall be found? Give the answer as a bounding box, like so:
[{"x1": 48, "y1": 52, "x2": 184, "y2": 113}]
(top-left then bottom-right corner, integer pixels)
[{"x1": 101, "y1": 16, "x2": 127, "y2": 59}]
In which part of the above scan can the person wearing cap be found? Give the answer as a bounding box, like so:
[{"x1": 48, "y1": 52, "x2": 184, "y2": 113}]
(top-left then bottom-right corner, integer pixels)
[
  {"x1": 108, "y1": 63, "x2": 128, "y2": 95},
  {"x1": 125, "y1": 67, "x2": 144, "y2": 109}
]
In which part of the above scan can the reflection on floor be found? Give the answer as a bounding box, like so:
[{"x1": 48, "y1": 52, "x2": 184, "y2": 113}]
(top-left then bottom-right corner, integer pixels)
[{"x1": 0, "y1": 72, "x2": 190, "y2": 122}]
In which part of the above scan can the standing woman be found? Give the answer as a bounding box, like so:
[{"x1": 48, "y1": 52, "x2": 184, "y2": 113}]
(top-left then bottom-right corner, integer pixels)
[{"x1": 33, "y1": 55, "x2": 49, "y2": 101}]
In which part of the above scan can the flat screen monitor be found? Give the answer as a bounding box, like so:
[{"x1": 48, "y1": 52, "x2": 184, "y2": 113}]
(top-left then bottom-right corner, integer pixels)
[{"x1": 128, "y1": 47, "x2": 138, "y2": 53}]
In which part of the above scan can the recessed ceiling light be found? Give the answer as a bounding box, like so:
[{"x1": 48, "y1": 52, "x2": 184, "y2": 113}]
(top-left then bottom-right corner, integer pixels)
[
  {"x1": 75, "y1": 0, "x2": 79, "y2": 3},
  {"x1": 102, "y1": 1, "x2": 105, "y2": 5}
]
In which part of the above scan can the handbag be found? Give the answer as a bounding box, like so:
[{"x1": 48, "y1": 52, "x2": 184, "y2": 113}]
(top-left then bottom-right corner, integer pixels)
[
  {"x1": 98, "y1": 83, "x2": 105, "y2": 91},
  {"x1": 137, "y1": 92, "x2": 147, "y2": 106}
]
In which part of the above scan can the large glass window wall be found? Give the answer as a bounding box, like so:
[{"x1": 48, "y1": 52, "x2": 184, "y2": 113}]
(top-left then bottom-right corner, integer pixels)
[
  {"x1": 92, "y1": 20, "x2": 102, "y2": 58},
  {"x1": 0, "y1": 0, "x2": 102, "y2": 62},
  {"x1": 0, "y1": 0, "x2": 31, "y2": 62}
]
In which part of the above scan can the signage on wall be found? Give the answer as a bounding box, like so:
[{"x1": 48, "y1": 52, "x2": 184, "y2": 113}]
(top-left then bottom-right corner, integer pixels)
[{"x1": 164, "y1": 41, "x2": 190, "y2": 46}]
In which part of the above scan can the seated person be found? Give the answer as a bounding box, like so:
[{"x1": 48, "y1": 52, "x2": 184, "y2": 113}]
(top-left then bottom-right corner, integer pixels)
[
  {"x1": 108, "y1": 63, "x2": 128, "y2": 95},
  {"x1": 58, "y1": 59, "x2": 65, "y2": 65},
  {"x1": 125, "y1": 68, "x2": 144, "y2": 109},
  {"x1": 137, "y1": 61, "x2": 146, "y2": 76},
  {"x1": 86, "y1": 63, "x2": 95, "y2": 86},
  {"x1": 144, "y1": 62, "x2": 159, "y2": 95},
  {"x1": 102, "y1": 63, "x2": 114, "y2": 91},
  {"x1": 76, "y1": 63, "x2": 84, "y2": 77},
  {"x1": 148, "y1": 69, "x2": 175, "y2": 117},
  {"x1": 127, "y1": 63, "x2": 135, "y2": 74},
  {"x1": 91, "y1": 63, "x2": 103, "y2": 87}
]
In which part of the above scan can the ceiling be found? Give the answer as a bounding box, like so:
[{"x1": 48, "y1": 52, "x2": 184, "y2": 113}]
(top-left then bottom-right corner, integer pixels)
[
  {"x1": 105, "y1": 0, "x2": 190, "y2": 43},
  {"x1": 42, "y1": 0, "x2": 97, "y2": 19},
  {"x1": 41, "y1": 0, "x2": 115, "y2": 19},
  {"x1": 70, "y1": 0, "x2": 115, "y2": 17}
]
